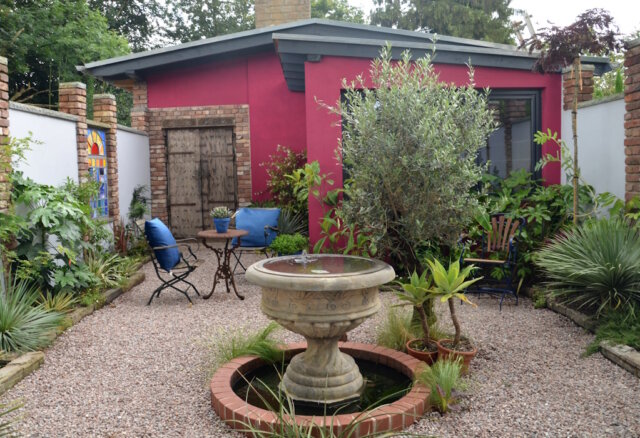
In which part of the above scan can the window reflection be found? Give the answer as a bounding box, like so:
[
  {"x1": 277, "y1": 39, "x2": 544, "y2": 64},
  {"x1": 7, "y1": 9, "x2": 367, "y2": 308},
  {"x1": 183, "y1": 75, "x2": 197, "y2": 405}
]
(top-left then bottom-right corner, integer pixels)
[{"x1": 479, "y1": 98, "x2": 533, "y2": 178}]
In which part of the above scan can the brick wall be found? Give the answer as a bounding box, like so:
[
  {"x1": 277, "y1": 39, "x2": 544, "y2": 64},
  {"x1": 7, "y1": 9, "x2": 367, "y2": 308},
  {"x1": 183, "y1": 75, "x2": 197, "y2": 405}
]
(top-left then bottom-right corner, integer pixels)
[
  {"x1": 147, "y1": 106, "x2": 251, "y2": 222},
  {"x1": 255, "y1": 0, "x2": 310, "y2": 28},
  {"x1": 58, "y1": 82, "x2": 88, "y2": 181},
  {"x1": 625, "y1": 38, "x2": 640, "y2": 200},
  {"x1": 131, "y1": 81, "x2": 148, "y2": 132},
  {"x1": 0, "y1": 56, "x2": 9, "y2": 213},
  {"x1": 562, "y1": 64, "x2": 595, "y2": 111},
  {"x1": 92, "y1": 94, "x2": 120, "y2": 219}
]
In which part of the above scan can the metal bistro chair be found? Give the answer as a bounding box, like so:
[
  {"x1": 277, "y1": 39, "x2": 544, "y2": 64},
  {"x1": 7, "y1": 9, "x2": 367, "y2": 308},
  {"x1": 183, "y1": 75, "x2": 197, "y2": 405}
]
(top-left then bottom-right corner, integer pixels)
[
  {"x1": 460, "y1": 213, "x2": 525, "y2": 310},
  {"x1": 231, "y1": 207, "x2": 280, "y2": 273},
  {"x1": 141, "y1": 218, "x2": 201, "y2": 305}
]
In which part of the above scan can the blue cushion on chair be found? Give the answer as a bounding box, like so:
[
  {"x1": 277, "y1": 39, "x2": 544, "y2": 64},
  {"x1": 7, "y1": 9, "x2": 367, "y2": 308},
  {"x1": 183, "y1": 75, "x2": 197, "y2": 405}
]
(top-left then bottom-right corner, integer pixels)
[
  {"x1": 145, "y1": 218, "x2": 181, "y2": 271},
  {"x1": 232, "y1": 208, "x2": 280, "y2": 247}
]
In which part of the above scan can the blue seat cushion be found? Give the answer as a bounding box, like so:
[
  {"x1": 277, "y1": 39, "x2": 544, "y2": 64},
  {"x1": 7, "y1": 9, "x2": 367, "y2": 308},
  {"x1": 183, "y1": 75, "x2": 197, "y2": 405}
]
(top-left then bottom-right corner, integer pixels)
[
  {"x1": 145, "y1": 218, "x2": 181, "y2": 271},
  {"x1": 232, "y1": 208, "x2": 280, "y2": 247}
]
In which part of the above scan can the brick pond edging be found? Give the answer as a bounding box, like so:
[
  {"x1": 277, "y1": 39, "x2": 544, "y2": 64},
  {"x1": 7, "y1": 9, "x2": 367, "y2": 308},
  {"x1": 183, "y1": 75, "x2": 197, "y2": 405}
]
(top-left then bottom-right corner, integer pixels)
[
  {"x1": 0, "y1": 260, "x2": 148, "y2": 397},
  {"x1": 211, "y1": 342, "x2": 429, "y2": 437}
]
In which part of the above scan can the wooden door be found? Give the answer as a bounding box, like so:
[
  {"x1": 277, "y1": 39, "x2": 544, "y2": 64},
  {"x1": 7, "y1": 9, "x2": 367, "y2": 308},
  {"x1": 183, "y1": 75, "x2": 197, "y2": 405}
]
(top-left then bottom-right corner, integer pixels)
[
  {"x1": 200, "y1": 127, "x2": 236, "y2": 227},
  {"x1": 166, "y1": 127, "x2": 237, "y2": 238}
]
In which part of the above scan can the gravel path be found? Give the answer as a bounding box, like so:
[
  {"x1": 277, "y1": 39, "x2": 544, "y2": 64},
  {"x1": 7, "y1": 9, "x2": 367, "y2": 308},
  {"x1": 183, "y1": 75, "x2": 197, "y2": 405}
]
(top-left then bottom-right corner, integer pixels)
[{"x1": 3, "y1": 251, "x2": 640, "y2": 437}]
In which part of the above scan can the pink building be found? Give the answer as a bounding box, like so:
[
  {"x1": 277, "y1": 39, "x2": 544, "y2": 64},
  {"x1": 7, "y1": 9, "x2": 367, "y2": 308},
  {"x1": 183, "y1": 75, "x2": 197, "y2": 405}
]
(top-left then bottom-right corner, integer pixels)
[{"x1": 81, "y1": 6, "x2": 610, "y2": 240}]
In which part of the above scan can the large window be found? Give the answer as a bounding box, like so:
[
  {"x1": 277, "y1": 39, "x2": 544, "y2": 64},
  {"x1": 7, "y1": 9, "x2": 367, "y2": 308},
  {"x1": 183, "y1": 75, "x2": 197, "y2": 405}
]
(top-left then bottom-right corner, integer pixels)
[
  {"x1": 87, "y1": 128, "x2": 109, "y2": 218},
  {"x1": 479, "y1": 90, "x2": 541, "y2": 178}
]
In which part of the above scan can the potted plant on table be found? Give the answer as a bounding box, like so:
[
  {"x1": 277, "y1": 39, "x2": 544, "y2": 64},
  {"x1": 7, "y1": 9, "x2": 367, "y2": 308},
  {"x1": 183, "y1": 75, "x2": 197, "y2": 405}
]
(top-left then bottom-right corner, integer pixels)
[
  {"x1": 426, "y1": 258, "x2": 481, "y2": 373},
  {"x1": 269, "y1": 233, "x2": 308, "y2": 256},
  {"x1": 394, "y1": 271, "x2": 438, "y2": 365},
  {"x1": 210, "y1": 206, "x2": 233, "y2": 233}
]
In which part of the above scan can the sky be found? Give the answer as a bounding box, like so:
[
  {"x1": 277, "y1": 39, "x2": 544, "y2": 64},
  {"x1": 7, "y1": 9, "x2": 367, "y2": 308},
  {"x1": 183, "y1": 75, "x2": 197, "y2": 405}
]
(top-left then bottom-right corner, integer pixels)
[{"x1": 349, "y1": 0, "x2": 640, "y2": 37}]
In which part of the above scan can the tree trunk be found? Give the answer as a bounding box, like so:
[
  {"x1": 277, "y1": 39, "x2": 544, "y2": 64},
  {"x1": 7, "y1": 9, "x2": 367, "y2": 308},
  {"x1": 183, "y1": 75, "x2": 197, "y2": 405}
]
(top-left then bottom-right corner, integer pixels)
[
  {"x1": 412, "y1": 298, "x2": 437, "y2": 332},
  {"x1": 448, "y1": 299, "x2": 461, "y2": 346},
  {"x1": 572, "y1": 57, "x2": 580, "y2": 225},
  {"x1": 416, "y1": 305, "x2": 431, "y2": 346}
]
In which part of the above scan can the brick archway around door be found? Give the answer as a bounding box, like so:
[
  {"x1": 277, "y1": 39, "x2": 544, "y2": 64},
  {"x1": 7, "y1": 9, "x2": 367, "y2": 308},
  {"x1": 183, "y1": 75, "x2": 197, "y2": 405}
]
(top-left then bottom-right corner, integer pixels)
[{"x1": 148, "y1": 105, "x2": 251, "y2": 223}]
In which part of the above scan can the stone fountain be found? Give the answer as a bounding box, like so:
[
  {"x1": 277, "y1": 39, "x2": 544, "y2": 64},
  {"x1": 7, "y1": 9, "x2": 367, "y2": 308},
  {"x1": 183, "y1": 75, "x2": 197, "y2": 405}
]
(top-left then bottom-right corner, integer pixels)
[{"x1": 246, "y1": 253, "x2": 395, "y2": 405}]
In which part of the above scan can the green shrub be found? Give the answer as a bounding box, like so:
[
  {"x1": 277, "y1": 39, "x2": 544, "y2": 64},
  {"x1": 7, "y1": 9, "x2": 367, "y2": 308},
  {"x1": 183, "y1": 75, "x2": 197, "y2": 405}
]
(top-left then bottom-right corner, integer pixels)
[
  {"x1": 128, "y1": 185, "x2": 149, "y2": 221},
  {"x1": 535, "y1": 218, "x2": 640, "y2": 319},
  {"x1": 0, "y1": 275, "x2": 63, "y2": 353},
  {"x1": 38, "y1": 290, "x2": 78, "y2": 314},
  {"x1": 328, "y1": 44, "x2": 495, "y2": 274},
  {"x1": 269, "y1": 234, "x2": 308, "y2": 255},
  {"x1": 262, "y1": 145, "x2": 306, "y2": 213},
  {"x1": 415, "y1": 357, "x2": 465, "y2": 414},
  {"x1": 586, "y1": 313, "x2": 640, "y2": 355},
  {"x1": 79, "y1": 289, "x2": 105, "y2": 308}
]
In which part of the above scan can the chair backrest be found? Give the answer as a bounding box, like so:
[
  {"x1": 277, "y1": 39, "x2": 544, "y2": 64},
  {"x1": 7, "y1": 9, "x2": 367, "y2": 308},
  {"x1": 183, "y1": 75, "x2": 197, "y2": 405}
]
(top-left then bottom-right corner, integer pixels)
[
  {"x1": 232, "y1": 208, "x2": 281, "y2": 247},
  {"x1": 486, "y1": 214, "x2": 523, "y2": 253},
  {"x1": 144, "y1": 218, "x2": 181, "y2": 271}
]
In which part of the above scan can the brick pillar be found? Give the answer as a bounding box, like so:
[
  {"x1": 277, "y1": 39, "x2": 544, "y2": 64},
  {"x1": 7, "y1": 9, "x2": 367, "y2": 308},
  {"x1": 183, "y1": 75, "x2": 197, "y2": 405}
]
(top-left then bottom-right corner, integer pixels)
[
  {"x1": 58, "y1": 82, "x2": 88, "y2": 182},
  {"x1": 562, "y1": 64, "x2": 594, "y2": 110},
  {"x1": 93, "y1": 94, "x2": 119, "y2": 219},
  {"x1": 131, "y1": 81, "x2": 148, "y2": 132},
  {"x1": 255, "y1": 0, "x2": 310, "y2": 28},
  {"x1": 0, "y1": 56, "x2": 10, "y2": 213},
  {"x1": 624, "y1": 38, "x2": 640, "y2": 201}
]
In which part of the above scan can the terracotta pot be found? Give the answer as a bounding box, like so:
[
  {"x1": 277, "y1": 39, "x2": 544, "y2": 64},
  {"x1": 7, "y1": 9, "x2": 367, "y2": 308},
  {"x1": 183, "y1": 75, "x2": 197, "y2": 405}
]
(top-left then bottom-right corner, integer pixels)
[
  {"x1": 436, "y1": 339, "x2": 478, "y2": 374},
  {"x1": 406, "y1": 339, "x2": 438, "y2": 365}
]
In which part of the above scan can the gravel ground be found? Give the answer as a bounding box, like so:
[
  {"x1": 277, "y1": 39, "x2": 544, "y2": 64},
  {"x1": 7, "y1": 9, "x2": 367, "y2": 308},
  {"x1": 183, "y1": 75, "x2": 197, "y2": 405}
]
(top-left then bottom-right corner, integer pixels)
[{"x1": 3, "y1": 250, "x2": 640, "y2": 437}]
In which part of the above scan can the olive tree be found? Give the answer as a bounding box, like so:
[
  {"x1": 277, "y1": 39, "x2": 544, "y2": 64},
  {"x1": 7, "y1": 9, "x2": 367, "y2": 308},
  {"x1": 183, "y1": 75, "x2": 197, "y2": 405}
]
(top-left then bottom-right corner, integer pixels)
[{"x1": 330, "y1": 45, "x2": 495, "y2": 275}]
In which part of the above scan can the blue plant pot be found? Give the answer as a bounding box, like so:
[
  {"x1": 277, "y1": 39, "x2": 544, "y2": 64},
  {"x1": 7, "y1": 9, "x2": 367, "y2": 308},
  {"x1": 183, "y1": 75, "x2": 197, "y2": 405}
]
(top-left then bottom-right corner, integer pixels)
[{"x1": 213, "y1": 217, "x2": 230, "y2": 233}]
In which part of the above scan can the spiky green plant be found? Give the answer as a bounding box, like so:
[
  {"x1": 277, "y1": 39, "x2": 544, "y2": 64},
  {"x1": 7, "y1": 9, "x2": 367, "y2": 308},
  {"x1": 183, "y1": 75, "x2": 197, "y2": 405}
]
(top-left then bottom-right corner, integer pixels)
[
  {"x1": 214, "y1": 322, "x2": 285, "y2": 370},
  {"x1": 414, "y1": 358, "x2": 465, "y2": 414},
  {"x1": 394, "y1": 271, "x2": 435, "y2": 349},
  {"x1": 277, "y1": 208, "x2": 308, "y2": 236},
  {"x1": 426, "y1": 259, "x2": 481, "y2": 347},
  {"x1": 38, "y1": 290, "x2": 78, "y2": 314},
  {"x1": 0, "y1": 400, "x2": 23, "y2": 437},
  {"x1": 376, "y1": 308, "x2": 422, "y2": 352},
  {"x1": 535, "y1": 218, "x2": 640, "y2": 319},
  {"x1": 0, "y1": 276, "x2": 63, "y2": 353},
  {"x1": 85, "y1": 251, "x2": 137, "y2": 291}
]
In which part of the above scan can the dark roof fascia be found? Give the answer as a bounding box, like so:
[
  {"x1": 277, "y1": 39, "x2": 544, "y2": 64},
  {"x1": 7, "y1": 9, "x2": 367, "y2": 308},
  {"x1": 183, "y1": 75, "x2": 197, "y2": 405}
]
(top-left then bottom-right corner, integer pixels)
[
  {"x1": 273, "y1": 33, "x2": 612, "y2": 91},
  {"x1": 79, "y1": 18, "x2": 523, "y2": 79}
]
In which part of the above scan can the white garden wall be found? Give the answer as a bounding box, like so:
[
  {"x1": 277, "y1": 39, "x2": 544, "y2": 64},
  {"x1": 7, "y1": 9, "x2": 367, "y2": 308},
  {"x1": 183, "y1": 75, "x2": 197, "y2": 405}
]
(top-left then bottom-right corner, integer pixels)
[
  {"x1": 561, "y1": 94, "x2": 625, "y2": 200},
  {"x1": 117, "y1": 126, "x2": 150, "y2": 220},
  {"x1": 9, "y1": 102, "x2": 79, "y2": 186}
]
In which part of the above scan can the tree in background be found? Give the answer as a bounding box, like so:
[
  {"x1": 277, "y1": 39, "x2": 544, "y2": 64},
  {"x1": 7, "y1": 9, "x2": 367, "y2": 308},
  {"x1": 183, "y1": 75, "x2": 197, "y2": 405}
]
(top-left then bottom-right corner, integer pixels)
[
  {"x1": 312, "y1": 0, "x2": 364, "y2": 23},
  {"x1": 88, "y1": 0, "x2": 166, "y2": 52},
  {"x1": 370, "y1": 0, "x2": 515, "y2": 44},
  {"x1": 0, "y1": 0, "x2": 130, "y2": 120},
  {"x1": 162, "y1": 0, "x2": 254, "y2": 43},
  {"x1": 523, "y1": 9, "x2": 620, "y2": 225}
]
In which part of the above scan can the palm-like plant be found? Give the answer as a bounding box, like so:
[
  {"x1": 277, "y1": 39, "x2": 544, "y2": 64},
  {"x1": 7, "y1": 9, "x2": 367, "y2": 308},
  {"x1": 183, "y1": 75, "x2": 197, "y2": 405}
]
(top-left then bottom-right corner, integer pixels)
[
  {"x1": 0, "y1": 275, "x2": 63, "y2": 353},
  {"x1": 535, "y1": 218, "x2": 640, "y2": 319},
  {"x1": 394, "y1": 271, "x2": 434, "y2": 349},
  {"x1": 414, "y1": 357, "x2": 465, "y2": 414},
  {"x1": 426, "y1": 259, "x2": 481, "y2": 347}
]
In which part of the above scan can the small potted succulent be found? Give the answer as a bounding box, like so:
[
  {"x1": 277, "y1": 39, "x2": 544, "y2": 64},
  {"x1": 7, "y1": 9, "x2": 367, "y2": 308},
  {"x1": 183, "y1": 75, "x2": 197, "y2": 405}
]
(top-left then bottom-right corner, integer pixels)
[
  {"x1": 210, "y1": 206, "x2": 233, "y2": 233},
  {"x1": 394, "y1": 270, "x2": 438, "y2": 365},
  {"x1": 269, "y1": 233, "x2": 308, "y2": 256},
  {"x1": 426, "y1": 258, "x2": 481, "y2": 373}
]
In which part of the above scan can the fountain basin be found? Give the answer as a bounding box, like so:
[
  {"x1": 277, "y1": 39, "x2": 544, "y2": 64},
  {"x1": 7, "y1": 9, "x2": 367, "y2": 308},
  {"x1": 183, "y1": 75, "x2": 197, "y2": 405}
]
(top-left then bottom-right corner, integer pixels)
[
  {"x1": 246, "y1": 255, "x2": 395, "y2": 404},
  {"x1": 210, "y1": 343, "x2": 430, "y2": 437}
]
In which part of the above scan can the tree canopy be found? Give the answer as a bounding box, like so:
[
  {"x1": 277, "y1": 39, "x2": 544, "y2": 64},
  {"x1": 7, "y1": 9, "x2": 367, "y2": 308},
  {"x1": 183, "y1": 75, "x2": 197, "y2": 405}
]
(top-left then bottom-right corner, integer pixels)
[
  {"x1": 370, "y1": 0, "x2": 516, "y2": 44},
  {"x1": 312, "y1": 0, "x2": 364, "y2": 23},
  {"x1": 0, "y1": 0, "x2": 129, "y2": 108}
]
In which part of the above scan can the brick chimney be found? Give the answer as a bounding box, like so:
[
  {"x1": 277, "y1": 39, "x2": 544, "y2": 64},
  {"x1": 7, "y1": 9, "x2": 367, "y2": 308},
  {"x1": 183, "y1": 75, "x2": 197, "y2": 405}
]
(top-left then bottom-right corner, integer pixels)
[{"x1": 255, "y1": 0, "x2": 311, "y2": 28}]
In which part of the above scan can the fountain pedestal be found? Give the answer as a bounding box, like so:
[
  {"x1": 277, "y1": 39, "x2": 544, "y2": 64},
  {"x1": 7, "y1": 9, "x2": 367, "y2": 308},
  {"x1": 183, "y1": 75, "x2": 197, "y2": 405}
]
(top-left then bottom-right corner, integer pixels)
[{"x1": 246, "y1": 255, "x2": 395, "y2": 404}]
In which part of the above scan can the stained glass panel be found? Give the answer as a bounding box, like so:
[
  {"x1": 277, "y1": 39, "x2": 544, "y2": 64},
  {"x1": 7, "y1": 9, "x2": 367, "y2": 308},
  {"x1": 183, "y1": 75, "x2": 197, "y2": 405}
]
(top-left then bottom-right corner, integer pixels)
[{"x1": 87, "y1": 128, "x2": 109, "y2": 218}]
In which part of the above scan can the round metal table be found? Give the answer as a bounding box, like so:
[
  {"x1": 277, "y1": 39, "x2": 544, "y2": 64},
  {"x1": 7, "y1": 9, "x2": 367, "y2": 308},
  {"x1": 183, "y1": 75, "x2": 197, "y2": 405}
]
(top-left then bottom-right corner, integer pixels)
[{"x1": 197, "y1": 228, "x2": 249, "y2": 300}]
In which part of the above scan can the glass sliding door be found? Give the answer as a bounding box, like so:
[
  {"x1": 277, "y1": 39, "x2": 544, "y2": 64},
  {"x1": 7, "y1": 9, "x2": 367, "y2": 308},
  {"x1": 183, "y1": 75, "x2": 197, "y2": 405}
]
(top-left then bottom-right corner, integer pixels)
[{"x1": 478, "y1": 90, "x2": 541, "y2": 178}]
